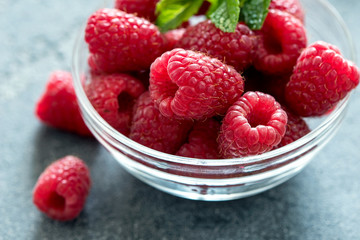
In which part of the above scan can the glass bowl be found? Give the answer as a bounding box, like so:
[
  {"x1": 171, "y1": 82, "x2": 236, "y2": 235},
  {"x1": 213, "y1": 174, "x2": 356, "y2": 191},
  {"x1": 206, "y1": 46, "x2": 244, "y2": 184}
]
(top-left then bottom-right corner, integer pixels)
[{"x1": 72, "y1": 0, "x2": 355, "y2": 201}]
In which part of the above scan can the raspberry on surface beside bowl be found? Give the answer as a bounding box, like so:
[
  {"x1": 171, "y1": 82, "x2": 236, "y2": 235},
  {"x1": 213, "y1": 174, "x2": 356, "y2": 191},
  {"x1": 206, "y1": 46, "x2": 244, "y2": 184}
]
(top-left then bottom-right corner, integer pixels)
[{"x1": 33, "y1": 156, "x2": 91, "y2": 221}]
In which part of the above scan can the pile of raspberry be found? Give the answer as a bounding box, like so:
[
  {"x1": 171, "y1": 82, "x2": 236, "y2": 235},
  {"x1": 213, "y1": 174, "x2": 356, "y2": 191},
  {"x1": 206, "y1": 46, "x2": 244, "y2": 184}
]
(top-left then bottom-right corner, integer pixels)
[
  {"x1": 36, "y1": 0, "x2": 360, "y2": 160},
  {"x1": 32, "y1": 0, "x2": 360, "y2": 221},
  {"x1": 81, "y1": 0, "x2": 359, "y2": 159}
]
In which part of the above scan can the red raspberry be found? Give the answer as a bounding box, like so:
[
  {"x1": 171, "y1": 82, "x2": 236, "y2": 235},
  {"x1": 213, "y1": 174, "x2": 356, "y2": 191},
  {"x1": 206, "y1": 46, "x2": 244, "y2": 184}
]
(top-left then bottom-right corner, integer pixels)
[
  {"x1": 85, "y1": 8, "x2": 166, "y2": 73},
  {"x1": 176, "y1": 20, "x2": 257, "y2": 71},
  {"x1": 149, "y1": 48, "x2": 245, "y2": 120},
  {"x1": 114, "y1": 0, "x2": 158, "y2": 22},
  {"x1": 253, "y1": 9, "x2": 307, "y2": 75},
  {"x1": 35, "y1": 71, "x2": 92, "y2": 136},
  {"x1": 176, "y1": 118, "x2": 221, "y2": 159},
  {"x1": 273, "y1": 107, "x2": 310, "y2": 149},
  {"x1": 269, "y1": 0, "x2": 305, "y2": 23},
  {"x1": 129, "y1": 92, "x2": 192, "y2": 154},
  {"x1": 164, "y1": 28, "x2": 186, "y2": 51},
  {"x1": 85, "y1": 73, "x2": 145, "y2": 136},
  {"x1": 285, "y1": 41, "x2": 360, "y2": 116},
  {"x1": 218, "y1": 91, "x2": 287, "y2": 158},
  {"x1": 33, "y1": 156, "x2": 91, "y2": 221}
]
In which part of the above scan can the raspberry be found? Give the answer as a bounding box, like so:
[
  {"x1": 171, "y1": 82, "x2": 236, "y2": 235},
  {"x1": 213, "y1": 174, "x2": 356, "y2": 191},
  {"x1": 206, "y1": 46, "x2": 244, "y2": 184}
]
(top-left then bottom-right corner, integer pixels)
[
  {"x1": 164, "y1": 28, "x2": 186, "y2": 51},
  {"x1": 269, "y1": 0, "x2": 305, "y2": 22},
  {"x1": 33, "y1": 156, "x2": 91, "y2": 221},
  {"x1": 176, "y1": 20, "x2": 257, "y2": 71},
  {"x1": 35, "y1": 71, "x2": 92, "y2": 136},
  {"x1": 285, "y1": 41, "x2": 360, "y2": 116},
  {"x1": 149, "y1": 48, "x2": 245, "y2": 120},
  {"x1": 273, "y1": 107, "x2": 310, "y2": 149},
  {"x1": 129, "y1": 92, "x2": 192, "y2": 154},
  {"x1": 176, "y1": 118, "x2": 221, "y2": 159},
  {"x1": 85, "y1": 73, "x2": 145, "y2": 135},
  {"x1": 218, "y1": 91, "x2": 287, "y2": 158},
  {"x1": 85, "y1": 8, "x2": 166, "y2": 73},
  {"x1": 114, "y1": 0, "x2": 158, "y2": 22},
  {"x1": 253, "y1": 9, "x2": 307, "y2": 75}
]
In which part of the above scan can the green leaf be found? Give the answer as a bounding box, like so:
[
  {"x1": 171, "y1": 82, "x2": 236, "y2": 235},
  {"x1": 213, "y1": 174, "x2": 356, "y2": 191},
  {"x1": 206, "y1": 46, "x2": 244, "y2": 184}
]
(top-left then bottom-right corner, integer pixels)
[
  {"x1": 156, "y1": 0, "x2": 204, "y2": 32},
  {"x1": 240, "y1": 0, "x2": 271, "y2": 30},
  {"x1": 209, "y1": 0, "x2": 240, "y2": 32}
]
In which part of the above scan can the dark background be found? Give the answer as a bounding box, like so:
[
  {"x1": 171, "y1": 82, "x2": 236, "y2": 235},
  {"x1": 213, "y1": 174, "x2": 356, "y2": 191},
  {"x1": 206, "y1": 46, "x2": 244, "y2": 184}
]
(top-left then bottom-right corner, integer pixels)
[{"x1": 0, "y1": 0, "x2": 359, "y2": 239}]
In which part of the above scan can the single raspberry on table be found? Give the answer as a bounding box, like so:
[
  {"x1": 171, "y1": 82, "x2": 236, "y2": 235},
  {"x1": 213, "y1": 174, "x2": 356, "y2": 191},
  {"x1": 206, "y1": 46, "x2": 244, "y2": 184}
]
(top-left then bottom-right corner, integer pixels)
[
  {"x1": 85, "y1": 73, "x2": 145, "y2": 136},
  {"x1": 149, "y1": 48, "x2": 245, "y2": 120},
  {"x1": 269, "y1": 0, "x2": 305, "y2": 23},
  {"x1": 85, "y1": 8, "x2": 167, "y2": 73},
  {"x1": 114, "y1": 0, "x2": 158, "y2": 22},
  {"x1": 253, "y1": 9, "x2": 307, "y2": 75},
  {"x1": 285, "y1": 41, "x2": 360, "y2": 117},
  {"x1": 129, "y1": 91, "x2": 193, "y2": 154},
  {"x1": 33, "y1": 156, "x2": 91, "y2": 221},
  {"x1": 176, "y1": 20, "x2": 257, "y2": 71},
  {"x1": 273, "y1": 107, "x2": 310, "y2": 149},
  {"x1": 176, "y1": 118, "x2": 221, "y2": 159},
  {"x1": 218, "y1": 91, "x2": 288, "y2": 158},
  {"x1": 35, "y1": 71, "x2": 92, "y2": 136}
]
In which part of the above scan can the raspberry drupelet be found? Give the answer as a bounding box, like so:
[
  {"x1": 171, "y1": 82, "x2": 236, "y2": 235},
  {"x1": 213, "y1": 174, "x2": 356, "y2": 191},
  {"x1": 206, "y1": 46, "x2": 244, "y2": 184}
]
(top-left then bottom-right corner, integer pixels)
[
  {"x1": 253, "y1": 9, "x2": 307, "y2": 75},
  {"x1": 285, "y1": 41, "x2": 360, "y2": 117},
  {"x1": 218, "y1": 91, "x2": 288, "y2": 158},
  {"x1": 33, "y1": 156, "x2": 91, "y2": 221},
  {"x1": 129, "y1": 91, "x2": 193, "y2": 154},
  {"x1": 149, "y1": 48, "x2": 245, "y2": 120},
  {"x1": 85, "y1": 8, "x2": 167, "y2": 73},
  {"x1": 177, "y1": 20, "x2": 258, "y2": 71},
  {"x1": 85, "y1": 73, "x2": 145, "y2": 136}
]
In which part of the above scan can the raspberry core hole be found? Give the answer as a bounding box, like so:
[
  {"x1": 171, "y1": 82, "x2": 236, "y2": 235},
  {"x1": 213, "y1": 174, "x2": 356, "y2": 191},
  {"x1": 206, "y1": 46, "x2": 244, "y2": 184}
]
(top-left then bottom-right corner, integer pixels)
[
  {"x1": 248, "y1": 112, "x2": 271, "y2": 128},
  {"x1": 164, "y1": 82, "x2": 179, "y2": 99},
  {"x1": 117, "y1": 92, "x2": 134, "y2": 112},
  {"x1": 263, "y1": 32, "x2": 282, "y2": 54},
  {"x1": 47, "y1": 192, "x2": 65, "y2": 210}
]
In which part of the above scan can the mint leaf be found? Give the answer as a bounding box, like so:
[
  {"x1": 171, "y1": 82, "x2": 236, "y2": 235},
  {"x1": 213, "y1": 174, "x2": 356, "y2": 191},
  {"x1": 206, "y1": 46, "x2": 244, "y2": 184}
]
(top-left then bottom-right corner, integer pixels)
[
  {"x1": 240, "y1": 0, "x2": 271, "y2": 30},
  {"x1": 209, "y1": 0, "x2": 240, "y2": 32},
  {"x1": 156, "y1": 0, "x2": 204, "y2": 32}
]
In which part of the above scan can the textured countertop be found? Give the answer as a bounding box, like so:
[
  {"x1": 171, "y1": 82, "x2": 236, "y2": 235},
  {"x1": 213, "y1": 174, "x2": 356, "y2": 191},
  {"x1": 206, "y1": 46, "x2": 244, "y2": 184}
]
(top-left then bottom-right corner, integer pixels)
[{"x1": 1, "y1": 0, "x2": 359, "y2": 239}]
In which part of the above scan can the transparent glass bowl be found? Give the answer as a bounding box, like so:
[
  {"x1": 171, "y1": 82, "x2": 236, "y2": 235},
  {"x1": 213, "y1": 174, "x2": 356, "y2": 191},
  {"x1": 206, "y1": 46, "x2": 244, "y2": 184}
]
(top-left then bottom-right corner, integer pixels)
[{"x1": 72, "y1": 0, "x2": 355, "y2": 201}]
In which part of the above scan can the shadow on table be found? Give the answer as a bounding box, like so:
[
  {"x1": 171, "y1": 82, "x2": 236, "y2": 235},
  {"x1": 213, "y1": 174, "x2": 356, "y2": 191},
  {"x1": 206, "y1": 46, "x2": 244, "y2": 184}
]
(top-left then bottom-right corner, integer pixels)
[
  {"x1": 30, "y1": 139, "x2": 311, "y2": 240},
  {"x1": 30, "y1": 125, "x2": 100, "y2": 182}
]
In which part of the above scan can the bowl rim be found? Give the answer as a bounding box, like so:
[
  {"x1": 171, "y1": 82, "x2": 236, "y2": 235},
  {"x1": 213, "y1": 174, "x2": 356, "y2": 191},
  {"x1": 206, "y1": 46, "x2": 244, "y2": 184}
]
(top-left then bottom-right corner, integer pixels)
[{"x1": 72, "y1": 0, "x2": 354, "y2": 167}]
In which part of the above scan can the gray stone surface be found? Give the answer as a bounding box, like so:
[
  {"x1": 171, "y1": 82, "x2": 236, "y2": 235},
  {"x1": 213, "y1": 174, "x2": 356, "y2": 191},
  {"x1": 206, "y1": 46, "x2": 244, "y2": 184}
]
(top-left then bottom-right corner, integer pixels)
[{"x1": 0, "y1": 0, "x2": 359, "y2": 239}]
